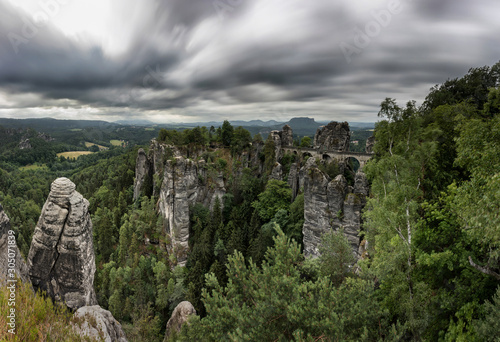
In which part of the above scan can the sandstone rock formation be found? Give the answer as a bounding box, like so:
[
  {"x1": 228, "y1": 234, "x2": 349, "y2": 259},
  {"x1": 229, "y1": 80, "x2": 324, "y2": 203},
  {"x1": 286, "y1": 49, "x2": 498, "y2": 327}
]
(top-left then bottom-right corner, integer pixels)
[
  {"x1": 269, "y1": 162, "x2": 283, "y2": 181},
  {"x1": 301, "y1": 159, "x2": 369, "y2": 258},
  {"x1": 133, "y1": 148, "x2": 152, "y2": 201},
  {"x1": 163, "y1": 301, "x2": 197, "y2": 341},
  {"x1": 27, "y1": 177, "x2": 97, "y2": 310},
  {"x1": 287, "y1": 163, "x2": 299, "y2": 201},
  {"x1": 158, "y1": 156, "x2": 225, "y2": 266},
  {"x1": 0, "y1": 204, "x2": 29, "y2": 284},
  {"x1": 18, "y1": 138, "x2": 32, "y2": 150},
  {"x1": 365, "y1": 135, "x2": 375, "y2": 153},
  {"x1": 268, "y1": 130, "x2": 283, "y2": 161},
  {"x1": 281, "y1": 124, "x2": 294, "y2": 146},
  {"x1": 73, "y1": 305, "x2": 128, "y2": 342},
  {"x1": 313, "y1": 121, "x2": 350, "y2": 152}
]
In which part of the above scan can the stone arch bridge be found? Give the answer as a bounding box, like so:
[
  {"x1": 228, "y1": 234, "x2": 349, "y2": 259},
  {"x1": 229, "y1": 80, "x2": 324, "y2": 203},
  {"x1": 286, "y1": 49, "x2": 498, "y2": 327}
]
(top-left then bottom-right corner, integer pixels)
[{"x1": 282, "y1": 146, "x2": 374, "y2": 169}]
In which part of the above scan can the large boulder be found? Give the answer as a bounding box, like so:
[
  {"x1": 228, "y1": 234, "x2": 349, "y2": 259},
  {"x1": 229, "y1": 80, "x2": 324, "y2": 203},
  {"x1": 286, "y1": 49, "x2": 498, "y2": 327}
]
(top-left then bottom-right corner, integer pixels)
[
  {"x1": 27, "y1": 177, "x2": 97, "y2": 310},
  {"x1": 164, "y1": 301, "x2": 197, "y2": 341},
  {"x1": 0, "y1": 204, "x2": 29, "y2": 284},
  {"x1": 73, "y1": 305, "x2": 127, "y2": 342},
  {"x1": 313, "y1": 121, "x2": 350, "y2": 152}
]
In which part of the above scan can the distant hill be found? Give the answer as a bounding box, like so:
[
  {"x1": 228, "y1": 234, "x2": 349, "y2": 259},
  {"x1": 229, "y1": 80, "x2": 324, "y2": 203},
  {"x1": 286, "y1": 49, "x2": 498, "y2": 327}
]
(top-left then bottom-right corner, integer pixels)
[
  {"x1": 114, "y1": 119, "x2": 157, "y2": 126},
  {"x1": 0, "y1": 118, "x2": 120, "y2": 131}
]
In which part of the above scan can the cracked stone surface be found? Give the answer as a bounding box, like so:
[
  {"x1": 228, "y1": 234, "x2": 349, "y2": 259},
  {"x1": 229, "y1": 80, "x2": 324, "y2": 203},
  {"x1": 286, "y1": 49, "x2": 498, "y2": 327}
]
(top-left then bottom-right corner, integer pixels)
[
  {"x1": 302, "y1": 159, "x2": 369, "y2": 259},
  {"x1": 27, "y1": 177, "x2": 97, "y2": 310},
  {"x1": 73, "y1": 305, "x2": 128, "y2": 342}
]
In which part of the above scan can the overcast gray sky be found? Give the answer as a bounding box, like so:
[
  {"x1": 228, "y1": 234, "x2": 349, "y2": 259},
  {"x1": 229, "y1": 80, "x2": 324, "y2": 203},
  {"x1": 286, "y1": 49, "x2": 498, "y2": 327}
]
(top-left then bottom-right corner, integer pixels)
[{"x1": 0, "y1": 0, "x2": 499, "y2": 123}]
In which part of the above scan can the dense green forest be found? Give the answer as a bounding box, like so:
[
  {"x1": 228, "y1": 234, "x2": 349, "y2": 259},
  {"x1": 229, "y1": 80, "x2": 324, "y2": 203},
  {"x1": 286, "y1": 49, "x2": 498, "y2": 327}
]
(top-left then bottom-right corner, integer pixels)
[{"x1": 1, "y1": 62, "x2": 499, "y2": 341}]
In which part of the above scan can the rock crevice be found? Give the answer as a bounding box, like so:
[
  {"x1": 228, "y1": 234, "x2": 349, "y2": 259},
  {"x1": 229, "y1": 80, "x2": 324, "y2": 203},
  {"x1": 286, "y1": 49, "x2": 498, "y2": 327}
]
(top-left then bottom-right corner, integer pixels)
[{"x1": 27, "y1": 177, "x2": 97, "y2": 310}]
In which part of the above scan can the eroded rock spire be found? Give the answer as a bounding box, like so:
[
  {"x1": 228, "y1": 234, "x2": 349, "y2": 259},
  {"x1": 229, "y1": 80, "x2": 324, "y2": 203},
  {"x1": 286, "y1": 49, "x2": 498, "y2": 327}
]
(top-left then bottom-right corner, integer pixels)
[{"x1": 28, "y1": 177, "x2": 97, "y2": 310}]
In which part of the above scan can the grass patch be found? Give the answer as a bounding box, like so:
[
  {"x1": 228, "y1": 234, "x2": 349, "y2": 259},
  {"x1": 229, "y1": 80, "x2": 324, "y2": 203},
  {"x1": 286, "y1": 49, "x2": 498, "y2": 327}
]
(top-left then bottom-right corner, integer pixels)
[
  {"x1": 84, "y1": 142, "x2": 108, "y2": 150},
  {"x1": 110, "y1": 140, "x2": 125, "y2": 146},
  {"x1": 69, "y1": 128, "x2": 82, "y2": 132},
  {"x1": 0, "y1": 280, "x2": 100, "y2": 341},
  {"x1": 19, "y1": 164, "x2": 48, "y2": 171},
  {"x1": 144, "y1": 127, "x2": 155, "y2": 131},
  {"x1": 57, "y1": 151, "x2": 94, "y2": 159}
]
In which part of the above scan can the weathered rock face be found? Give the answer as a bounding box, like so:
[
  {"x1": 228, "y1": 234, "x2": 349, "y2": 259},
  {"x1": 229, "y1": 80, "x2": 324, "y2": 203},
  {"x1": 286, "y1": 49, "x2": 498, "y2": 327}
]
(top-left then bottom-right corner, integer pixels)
[
  {"x1": 249, "y1": 141, "x2": 265, "y2": 174},
  {"x1": 365, "y1": 135, "x2": 375, "y2": 153},
  {"x1": 158, "y1": 157, "x2": 225, "y2": 266},
  {"x1": 281, "y1": 124, "x2": 294, "y2": 147},
  {"x1": 0, "y1": 204, "x2": 29, "y2": 284},
  {"x1": 269, "y1": 130, "x2": 283, "y2": 161},
  {"x1": 288, "y1": 163, "x2": 299, "y2": 201},
  {"x1": 313, "y1": 121, "x2": 350, "y2": 152},
  {"x1": 37, "y1": 132, "x2": 55, "y2": 142},
  {"x1": 269, "y1": 162, "x2": 283, "y2": 181},
  {"x1": 73, "y1": 305, "x2": 128, "y2": 342},
  {"x1": 133, "y1": 148, "x2": 152, "y2": 201},
  {"x1": 27, "y1": 177, "x2": 97, "y2": 310},
  {"x1": 302, "y1": 160, "x2": 368, "y2": 259},
  {"x1": 164, "y1": 301, "x2": 197, "y2": 341},
  {"x1": 19, "y1": 138, "x2": 32, "y2": 150},
  {"x1": 353, "y1": 170, "x2": 369, "y2": 196}
]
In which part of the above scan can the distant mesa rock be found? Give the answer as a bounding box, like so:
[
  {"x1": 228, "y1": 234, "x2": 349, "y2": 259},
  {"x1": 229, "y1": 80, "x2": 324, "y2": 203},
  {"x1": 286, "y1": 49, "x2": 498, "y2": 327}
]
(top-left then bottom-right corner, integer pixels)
[
  {"x1": 73, "y1": 305, "x2": 128, "y2": 342},
  {"x1": 0, "y1": 203, "x2": 29, "y2": 284},
  {"x1": 27, "y1": 177, "x2": 97, "y2": 310},
  {"x1": 365, "y1": 135, "x2": 375, "y2": 153},
  {"x1": 313, "y1": 121, "x2": 350, "y2": 152},
  {"x1": 164, "y1": 301, "x2": 197, "y2": 341},
  {"x1": 19, "y1": 138, "x2": 32, "y2": 150}
]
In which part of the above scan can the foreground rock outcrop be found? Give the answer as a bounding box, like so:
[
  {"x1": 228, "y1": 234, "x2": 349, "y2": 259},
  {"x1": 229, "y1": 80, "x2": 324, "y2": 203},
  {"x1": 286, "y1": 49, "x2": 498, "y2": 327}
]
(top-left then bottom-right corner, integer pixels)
[
  {"x1": 73, "y1": 305, "x2": 128, "y2": 342},
  {"x1": 27, "y1": 177, "x2": 97, "y2": 310},
  {"x1": 163, "y1": 301, "x2": 197, "y2": 341},
  {"x1": 0, "y1": 204, "x2": 29, "y2": 284}
]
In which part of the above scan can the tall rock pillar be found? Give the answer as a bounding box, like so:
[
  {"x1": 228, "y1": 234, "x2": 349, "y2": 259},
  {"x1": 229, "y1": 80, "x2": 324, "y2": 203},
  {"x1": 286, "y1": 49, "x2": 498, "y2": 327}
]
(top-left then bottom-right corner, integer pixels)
[{"x1": 27, "y1": 177, "x2": 97, "y2": 310}]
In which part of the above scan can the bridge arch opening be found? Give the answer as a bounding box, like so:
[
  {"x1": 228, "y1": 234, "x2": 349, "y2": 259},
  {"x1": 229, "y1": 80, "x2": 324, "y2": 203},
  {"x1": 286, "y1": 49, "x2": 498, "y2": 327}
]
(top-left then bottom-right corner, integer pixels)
[
  {"x1": 302, "y1": 152, "x2": 313, "y2": 160},
  {"x1": 345, "y1": 157, "x2": 361, "y2": 172},
  {"x1": 322, "y1": 154, "x2": 332, "y2": 163}
]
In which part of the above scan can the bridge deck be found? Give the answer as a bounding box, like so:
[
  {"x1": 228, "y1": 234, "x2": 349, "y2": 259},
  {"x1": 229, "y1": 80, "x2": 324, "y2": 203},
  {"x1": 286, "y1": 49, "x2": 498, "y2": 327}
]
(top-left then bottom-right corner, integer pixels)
[{"x1": 282, "y1": 146, "x2": 373, "y2": 158}]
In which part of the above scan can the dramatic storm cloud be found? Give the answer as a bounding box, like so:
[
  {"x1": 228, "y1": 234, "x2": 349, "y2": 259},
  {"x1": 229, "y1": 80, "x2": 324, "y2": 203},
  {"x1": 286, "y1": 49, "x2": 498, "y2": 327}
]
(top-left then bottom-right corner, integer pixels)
[{"x1": 0, "y1": 0, "x2": 499, "y2": 123}]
